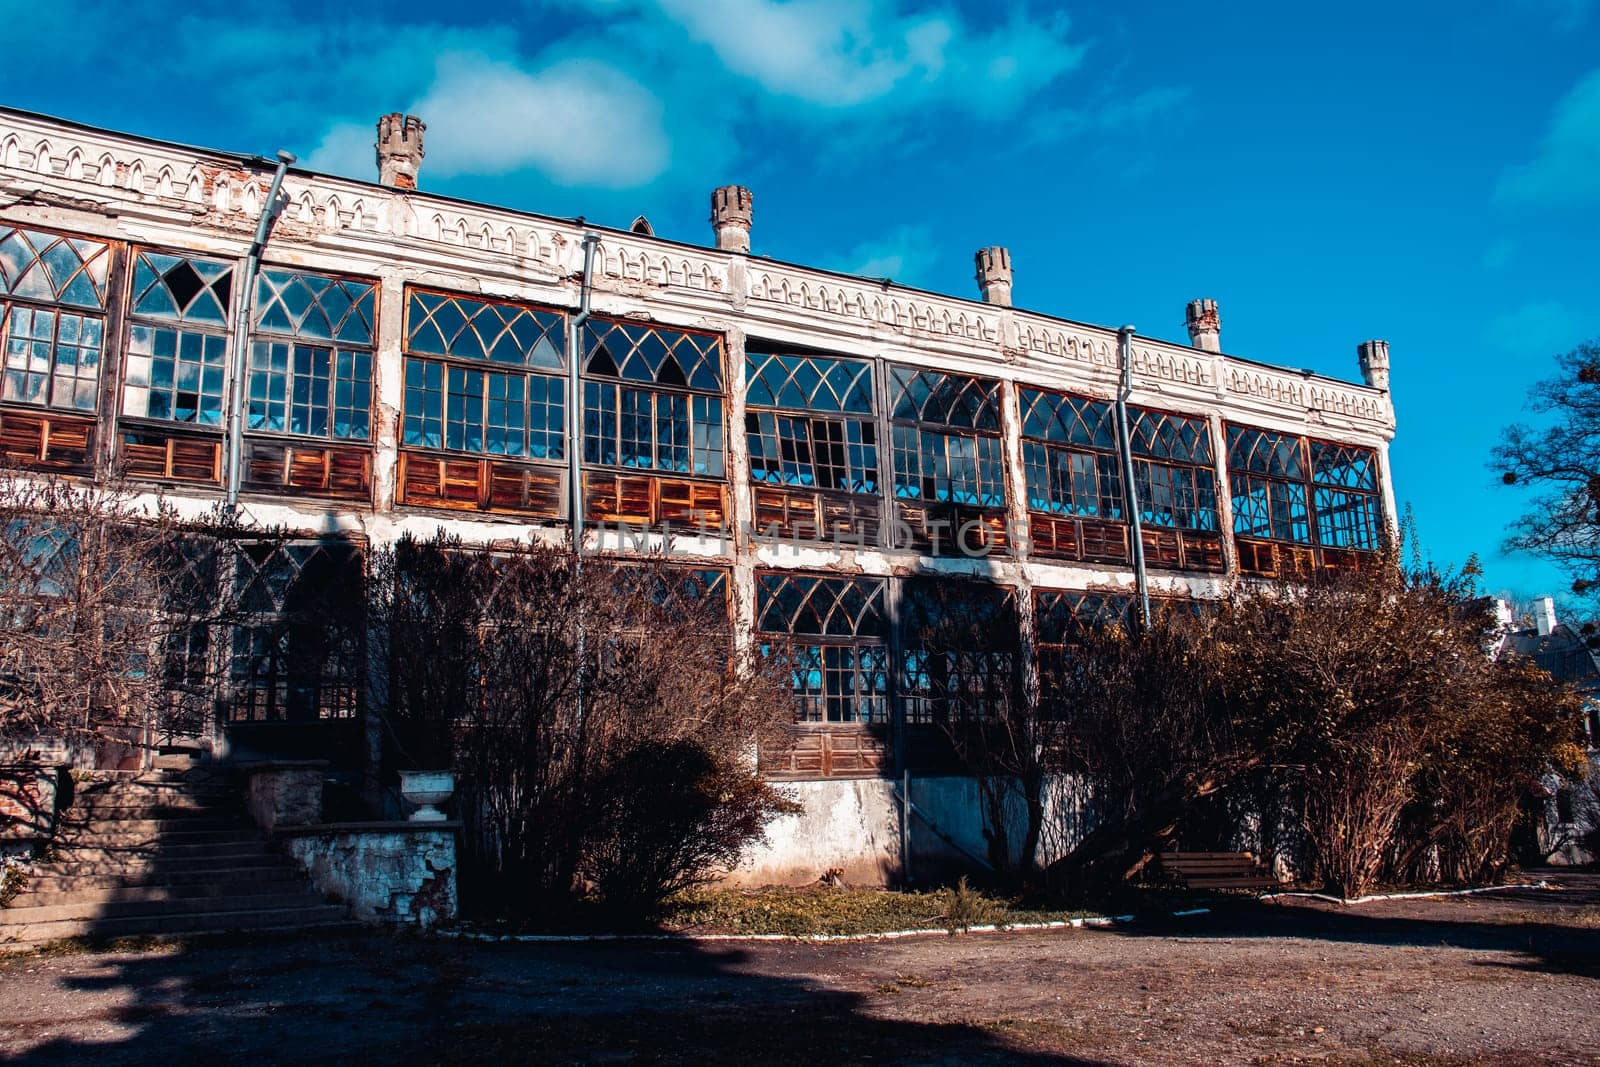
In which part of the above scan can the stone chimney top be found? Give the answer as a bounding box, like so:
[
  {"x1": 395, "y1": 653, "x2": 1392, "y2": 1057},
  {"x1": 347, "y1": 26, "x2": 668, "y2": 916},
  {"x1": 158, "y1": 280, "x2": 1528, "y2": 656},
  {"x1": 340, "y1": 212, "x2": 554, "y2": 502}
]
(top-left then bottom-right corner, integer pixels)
[
  {"x1": 1357, "y1": 339, "x2": 1391, "y2": 391},
  {"x1": 710, "y1": 185, "x2": 753, "y2": 253},
  {"x1": 376, "y1": 113, "x2": 425, "y2": 190},
  {"x1": 1535, "y1": 595, "x2": 1558, "y2": 637},
  {"x1": 975, "y1": 247, "x2": 1013, "y2": 306},
  {"x1": 1185, "y1": 298, "x2": 1221, "y2": 353}
]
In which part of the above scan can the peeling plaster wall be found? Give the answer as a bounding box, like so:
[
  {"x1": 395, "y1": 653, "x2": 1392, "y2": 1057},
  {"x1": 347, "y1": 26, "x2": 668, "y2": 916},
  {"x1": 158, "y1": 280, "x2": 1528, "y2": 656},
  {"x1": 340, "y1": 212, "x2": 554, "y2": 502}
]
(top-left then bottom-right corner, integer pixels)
[
  {"x1": 726, "y1": 774, "x2": 1089, "y2": 887},
  {"x1": 280, "y1": 825, "x2": 457, "y2": 927}
]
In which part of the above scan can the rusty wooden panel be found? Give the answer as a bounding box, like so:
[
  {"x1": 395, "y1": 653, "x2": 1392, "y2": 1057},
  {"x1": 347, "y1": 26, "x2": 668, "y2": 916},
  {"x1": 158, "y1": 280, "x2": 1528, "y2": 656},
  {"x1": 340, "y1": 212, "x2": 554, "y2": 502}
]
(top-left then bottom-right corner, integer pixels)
[
  {"x1": 120, "y1": 429, "x2": 221, "y2": 484},
  {"x1": 819, "y1": 494, "x2": 880, "y2": 546},
  {"x1": 896, "y1": 501, "x2": 1010, "y2": 556},
  {"x1": 1079, "y1": 517, "x2": 1129, "y2": 564},
  {"x1": 242, "y1": 439, "x2": 372, "y2": 502},
  {"x1": 761, "y1": 726, "x2": 890, "y2": 780},
  {"x1": 1234, "y1": 536, "x2": 1278, "y2": 577},
  {"x1": 1235, "y1": 536, "x2": 1319, "y2": 579},
  {"x1": 399, "y1": 450, "x2": 562, "y2": 518},
  {"x1": 1141, "y1": 526, "x2": 1184, "y2": 569},
  {"x1": 328, "y1": 449, "x2": 371, "y2": 494},
  {"x1": 1028, "y1": 512, "x2": 1076, "y2": 560},
  {"x1": 752, "y1": 487, "x2": 878, "y2": 545},
  {"x1": 1319, "y1": 547, "x2": 1374, "y2": 574},
  {"x1": 586, "y1": 471, "x2": 726, "y2": 531},
  {"x1": 0, "y1": 409, "x2": 95, "y2": 474},
  {"x1": 1179, "y1": 530, "x2": 1227, "y2": 573}
]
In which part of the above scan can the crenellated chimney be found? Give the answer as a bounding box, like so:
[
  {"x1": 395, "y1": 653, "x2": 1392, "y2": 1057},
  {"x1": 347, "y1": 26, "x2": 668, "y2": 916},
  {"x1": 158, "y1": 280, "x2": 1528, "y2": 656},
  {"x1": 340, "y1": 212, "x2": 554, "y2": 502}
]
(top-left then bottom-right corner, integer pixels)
[
  {"x1": 1535, "y1": 595, "x2": 1557, "y2": 637},
  {"x1": 710, "y1": 185, "x2": 752, "y2": 253},
  {"x1": 1185, "y1": 298, "x2": 1221, "y2": 353},
  {"x1": 376, "y1": 113, "x2": 425, "y2": 190},
  {"x1": 1357, "y1": 339, "x2": 1391, "y2": 391},
  {"x1": 975, "y1": 247, "x2": 1013, "y2": 306}
]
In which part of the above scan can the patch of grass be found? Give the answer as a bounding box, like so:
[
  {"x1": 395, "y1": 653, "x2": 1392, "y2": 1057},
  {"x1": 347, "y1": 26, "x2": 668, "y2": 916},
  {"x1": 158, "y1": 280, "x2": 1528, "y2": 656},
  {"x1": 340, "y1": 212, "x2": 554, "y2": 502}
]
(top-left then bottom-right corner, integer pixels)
[{"x1": 660, "y1": 884, "x2": 1097, "y2": 937}]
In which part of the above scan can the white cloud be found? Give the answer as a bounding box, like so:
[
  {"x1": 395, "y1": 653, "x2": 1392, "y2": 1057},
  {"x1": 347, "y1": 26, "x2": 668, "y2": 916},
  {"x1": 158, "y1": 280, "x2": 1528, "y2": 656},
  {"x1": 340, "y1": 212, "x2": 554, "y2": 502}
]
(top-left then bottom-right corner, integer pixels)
[
  {"x1": 602, "y1": 0, "x2": 1084, "y2": 115},
  {"x1": 833, "y1": 223, "x2": 939, "y2": 282},
  {"x1": 307, "y1": 52, "x2": 670, "y2": 189},
  {"x1": 1487, "y1": 300, "x2": 1589, "y2": 355},
  {"x1": 1496, "y1": 68, "x2": 1600, "y2": 209}
]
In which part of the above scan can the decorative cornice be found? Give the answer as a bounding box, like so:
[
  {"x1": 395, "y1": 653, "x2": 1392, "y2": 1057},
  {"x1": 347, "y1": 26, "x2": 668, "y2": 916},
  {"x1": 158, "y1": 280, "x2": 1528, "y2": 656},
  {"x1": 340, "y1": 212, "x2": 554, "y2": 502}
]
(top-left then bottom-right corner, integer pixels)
[{"x1": 0, "y1": 107, "x2": 1395, "y2": 439}]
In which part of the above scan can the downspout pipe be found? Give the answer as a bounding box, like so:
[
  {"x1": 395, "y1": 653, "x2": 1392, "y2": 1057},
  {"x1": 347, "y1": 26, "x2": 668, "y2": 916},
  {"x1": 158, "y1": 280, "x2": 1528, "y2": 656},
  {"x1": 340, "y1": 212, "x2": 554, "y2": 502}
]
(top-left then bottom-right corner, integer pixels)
[
  {"x1": 568, "y1": 232, "x2": 601, "y2": 559},
  {"x1": 1114, "y1": 325, "x2": 1152, "y2": 629},
  {"x1": 225, "y1": 150, "x2": 297, "y2": 508}
]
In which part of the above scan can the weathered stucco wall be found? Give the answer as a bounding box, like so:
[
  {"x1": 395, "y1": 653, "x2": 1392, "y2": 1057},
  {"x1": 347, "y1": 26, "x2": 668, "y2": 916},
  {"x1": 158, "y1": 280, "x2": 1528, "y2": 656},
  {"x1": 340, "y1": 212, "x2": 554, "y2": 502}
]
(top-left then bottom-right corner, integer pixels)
[
  {"x1": 726, "y1": 774, "x2": 1090, "y2": 887},
  {"x1": 279, "y1": 823, "x2": 458, "y2": 927}
]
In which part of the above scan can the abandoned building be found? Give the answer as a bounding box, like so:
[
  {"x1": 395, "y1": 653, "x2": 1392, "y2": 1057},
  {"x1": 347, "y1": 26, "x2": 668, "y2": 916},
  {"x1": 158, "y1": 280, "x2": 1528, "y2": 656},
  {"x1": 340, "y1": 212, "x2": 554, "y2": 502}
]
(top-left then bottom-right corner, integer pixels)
[{"x1": 0, "y1": 106, "x2": 1397, "y2": 891}]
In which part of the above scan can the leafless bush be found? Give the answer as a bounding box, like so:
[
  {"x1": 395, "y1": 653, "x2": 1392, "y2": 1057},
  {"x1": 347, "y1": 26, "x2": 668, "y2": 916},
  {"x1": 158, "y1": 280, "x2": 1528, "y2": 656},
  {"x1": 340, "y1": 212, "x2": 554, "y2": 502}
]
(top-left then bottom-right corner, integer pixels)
[
  {"x1": 0, "y1": 476, "x2": 267, "y2": 755},
  {"x1": 369, "y1": 533, "x2": 795, "y2": 915}
]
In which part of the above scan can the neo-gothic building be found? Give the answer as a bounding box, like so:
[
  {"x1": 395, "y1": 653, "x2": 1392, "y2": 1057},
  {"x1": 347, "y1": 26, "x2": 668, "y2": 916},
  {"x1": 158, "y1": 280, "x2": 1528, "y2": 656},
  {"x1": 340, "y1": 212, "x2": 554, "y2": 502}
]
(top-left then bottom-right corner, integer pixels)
[{"x1": 0, "y1": 108, "x2": 1397, "y2": 882}]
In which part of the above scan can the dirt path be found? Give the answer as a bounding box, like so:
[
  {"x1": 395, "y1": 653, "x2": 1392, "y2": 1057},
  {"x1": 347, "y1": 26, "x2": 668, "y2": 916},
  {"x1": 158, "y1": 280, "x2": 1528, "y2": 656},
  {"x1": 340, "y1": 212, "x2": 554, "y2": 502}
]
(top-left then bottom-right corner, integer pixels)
[{"x1": 2, "y1": 873, "x2": 1597, "y2": 1065}]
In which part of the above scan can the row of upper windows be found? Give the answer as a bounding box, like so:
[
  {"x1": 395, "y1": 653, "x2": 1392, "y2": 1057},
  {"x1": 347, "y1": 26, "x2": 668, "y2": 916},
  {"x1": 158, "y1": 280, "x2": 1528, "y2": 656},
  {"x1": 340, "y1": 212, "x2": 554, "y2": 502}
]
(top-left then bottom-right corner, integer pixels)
[{"x1": 0, "y1": 226, "x2": 1383, "y2": 548}]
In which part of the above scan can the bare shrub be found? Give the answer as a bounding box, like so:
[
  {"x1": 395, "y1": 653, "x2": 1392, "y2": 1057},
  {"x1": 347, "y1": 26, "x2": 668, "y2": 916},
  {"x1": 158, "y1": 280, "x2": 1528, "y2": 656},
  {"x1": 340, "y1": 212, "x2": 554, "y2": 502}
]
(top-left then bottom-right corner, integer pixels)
[
  {"x1": 369, "y1": 533, "x2": 795, "y2": 916},
  {"x1": 582, "y1": 739, "x2": 799, "y2": 915}
]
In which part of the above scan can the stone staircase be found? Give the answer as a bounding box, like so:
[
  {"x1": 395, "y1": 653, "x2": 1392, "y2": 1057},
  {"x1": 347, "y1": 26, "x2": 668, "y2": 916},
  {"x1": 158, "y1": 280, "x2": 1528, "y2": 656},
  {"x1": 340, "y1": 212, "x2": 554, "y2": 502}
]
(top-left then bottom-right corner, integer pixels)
[{"x1": 0, "y1": 769, "x2": 352, "y2": 947}]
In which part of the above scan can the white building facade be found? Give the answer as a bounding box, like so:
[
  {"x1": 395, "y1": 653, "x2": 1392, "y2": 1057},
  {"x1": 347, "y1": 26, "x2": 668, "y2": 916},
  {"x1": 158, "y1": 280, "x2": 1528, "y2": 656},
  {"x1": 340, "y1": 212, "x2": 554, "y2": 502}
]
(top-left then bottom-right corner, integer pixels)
[{"x1": 0, "y1": 109, "x2": 1397, "y2": 883}]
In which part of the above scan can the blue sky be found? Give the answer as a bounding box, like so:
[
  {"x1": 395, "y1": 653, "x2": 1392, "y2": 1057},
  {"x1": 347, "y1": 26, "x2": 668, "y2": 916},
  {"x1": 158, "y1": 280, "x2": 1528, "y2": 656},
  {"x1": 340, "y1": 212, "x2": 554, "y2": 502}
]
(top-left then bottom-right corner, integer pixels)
[{"x1": 4, "y1": 0, "x2": 1597, "y2": 602}]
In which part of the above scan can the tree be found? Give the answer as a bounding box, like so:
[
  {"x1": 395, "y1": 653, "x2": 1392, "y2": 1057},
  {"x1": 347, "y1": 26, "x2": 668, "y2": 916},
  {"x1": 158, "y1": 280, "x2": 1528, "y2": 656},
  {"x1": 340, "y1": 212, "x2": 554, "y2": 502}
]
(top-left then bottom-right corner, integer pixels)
[
  {"x1": 1046, "y1": 554, "x2": 1588, "y2": 900},
  {"x1": 368, "y1": 534, "x2": 797, "y2": 916},
  {"x1": 1495, "y1": 338, "x2": 1600, "y2": 598}
]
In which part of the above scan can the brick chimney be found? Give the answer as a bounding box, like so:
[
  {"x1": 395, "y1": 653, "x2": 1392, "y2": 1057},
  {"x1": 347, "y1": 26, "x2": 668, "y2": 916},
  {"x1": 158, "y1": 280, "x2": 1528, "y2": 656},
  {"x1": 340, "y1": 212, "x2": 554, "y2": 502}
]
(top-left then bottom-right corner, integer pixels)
[
  {"x1": 1185, "y1": 298, "x2": 1221, "y2": 353},
  {"x1": 710, "y1": 185, "x2": 752, "y2": 253},
  {"x1": 975, "y1": 247, "x2": 1013, "y2": 306},
  {"x1": 376, "y1": 113, "x2": 425, "y2": 190},
  {"x1": 1357, "y1": 339, "x2": 1391, "y2": 391}
]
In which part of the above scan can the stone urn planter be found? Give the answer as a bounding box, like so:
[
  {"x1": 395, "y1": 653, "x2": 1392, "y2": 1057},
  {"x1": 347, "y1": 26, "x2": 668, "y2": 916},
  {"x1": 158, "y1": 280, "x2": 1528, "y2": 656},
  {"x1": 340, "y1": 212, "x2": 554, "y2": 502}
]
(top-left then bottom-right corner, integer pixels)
[{"x1": 398, "y1": 770, "x2": 454, "y2": 823}]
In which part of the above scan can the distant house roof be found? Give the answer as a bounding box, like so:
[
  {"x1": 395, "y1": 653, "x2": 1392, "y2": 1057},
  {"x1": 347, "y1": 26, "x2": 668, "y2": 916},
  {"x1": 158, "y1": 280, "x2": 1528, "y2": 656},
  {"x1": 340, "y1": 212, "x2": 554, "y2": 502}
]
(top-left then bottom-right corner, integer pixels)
[{"x1": 1502, "y1": 623, "x2": 1600, "y2": 694}]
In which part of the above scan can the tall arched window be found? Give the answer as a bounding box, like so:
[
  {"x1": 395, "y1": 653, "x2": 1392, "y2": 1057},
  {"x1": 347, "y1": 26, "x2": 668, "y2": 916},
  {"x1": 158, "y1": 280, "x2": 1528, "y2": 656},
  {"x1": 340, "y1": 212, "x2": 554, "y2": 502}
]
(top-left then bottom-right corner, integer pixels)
[
  {"x1": 0, "y1": 225, "x2": 110, "y2": 472},
  {"x1": 396, "y1": 287, "x2": 568, "y2": 518},
  {"x1": 581, "y1": 317, "x2": 727, "y2": 531},
  {"x1": 1227, "y1": 424, "x2": 1382, "y2": 576},
  {"x1": 746, "y1": 347, "x2": 881, "y2": 543},
  {"x1": 886, "y1": 366, "x2": 1008, "y2": 555}
]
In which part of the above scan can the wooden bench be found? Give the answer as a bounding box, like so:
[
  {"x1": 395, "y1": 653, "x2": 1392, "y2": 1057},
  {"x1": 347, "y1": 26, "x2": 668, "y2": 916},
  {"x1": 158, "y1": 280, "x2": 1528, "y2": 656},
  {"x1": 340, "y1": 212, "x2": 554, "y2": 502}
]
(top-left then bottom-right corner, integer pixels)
[{"x1": 1158, "y1": 850, "x2": 1280, "y2": 890}]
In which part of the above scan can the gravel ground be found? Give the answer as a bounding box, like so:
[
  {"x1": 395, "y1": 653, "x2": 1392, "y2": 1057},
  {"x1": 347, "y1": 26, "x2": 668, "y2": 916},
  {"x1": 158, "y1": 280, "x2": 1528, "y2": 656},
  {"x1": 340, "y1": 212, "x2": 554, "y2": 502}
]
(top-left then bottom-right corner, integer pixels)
[{"x1": 1, "y1": 872, "x2": 1597, "y2": 1066}]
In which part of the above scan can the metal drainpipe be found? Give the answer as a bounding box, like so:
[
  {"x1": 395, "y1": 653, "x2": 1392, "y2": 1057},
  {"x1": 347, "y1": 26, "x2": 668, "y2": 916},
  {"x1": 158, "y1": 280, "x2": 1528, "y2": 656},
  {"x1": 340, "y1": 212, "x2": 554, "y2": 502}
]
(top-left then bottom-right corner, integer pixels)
[
  {"x1": 224, "y1": 150, "x2": 297, "y2": 508},
  {"x1": 567, "y1": 233, "x2": 600, "y2": 754},
  {"x1": 1114, "y1": 325, "x2": 1152, "y2": 629},
  {"x1": 568, "y1": 233, "x2": 600, "y2": 558}
]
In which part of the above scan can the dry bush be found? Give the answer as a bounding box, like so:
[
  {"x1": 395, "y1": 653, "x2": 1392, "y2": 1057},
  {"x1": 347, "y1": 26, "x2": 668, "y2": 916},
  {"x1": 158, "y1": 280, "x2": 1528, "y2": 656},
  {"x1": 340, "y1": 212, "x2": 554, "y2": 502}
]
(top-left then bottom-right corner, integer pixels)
[
  {"x1": 0, "y1": 476, "x2": 265, "y2": 754},
  {"x1": 369, "y1": 533, "x2": 795, "y2": 916}
]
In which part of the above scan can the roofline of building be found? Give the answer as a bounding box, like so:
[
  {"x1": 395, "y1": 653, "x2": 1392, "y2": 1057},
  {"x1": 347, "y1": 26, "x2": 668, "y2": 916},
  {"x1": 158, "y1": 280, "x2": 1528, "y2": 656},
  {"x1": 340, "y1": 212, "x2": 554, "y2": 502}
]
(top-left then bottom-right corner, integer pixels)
[{"x1": 0, "y1": 104, "x2": 1383, "y2": 397}]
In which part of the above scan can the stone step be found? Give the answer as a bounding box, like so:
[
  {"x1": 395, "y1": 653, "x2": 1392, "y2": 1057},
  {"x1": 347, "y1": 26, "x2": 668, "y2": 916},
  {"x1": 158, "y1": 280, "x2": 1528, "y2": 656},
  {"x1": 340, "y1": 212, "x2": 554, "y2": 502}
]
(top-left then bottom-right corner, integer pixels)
[
  {"x1": 0, "y1": 904, "x2": 354, "y2": 945},
  {"x1": 32, "y1": 852, "x2": 295, "y2": 878},
  {"x1": 48, "y1": 840, "x2": 272, "y2": 861},
  {"x1": 63, "y1": 800, "x2": 239, "y2": 818},
  {"x1": 8, "y1": 879, "x2": 314, "y2": 910},
  {"x1": 54, "y1": 817, "x2": 250, "y2": 835},
  {"x1": 75, "y1": 780, "x2": 233, "y2": 796},
  {"x1": 51, "y1": 828, "x2": 259, "y2": 848},
  {"x1": 0, "y1": 889, "x2": 329, "y2": 925},
  {"x1": 21, "y1": 865, "x2": 306, "y2": 894}
]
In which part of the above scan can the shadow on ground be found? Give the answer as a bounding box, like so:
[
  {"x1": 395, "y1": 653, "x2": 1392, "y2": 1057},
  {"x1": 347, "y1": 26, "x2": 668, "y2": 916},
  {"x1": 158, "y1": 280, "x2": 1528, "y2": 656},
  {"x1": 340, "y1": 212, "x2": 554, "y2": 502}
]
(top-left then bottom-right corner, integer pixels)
[
  {"x1": 2, "y1": 928, "x2": 1099, "y2": 1066},
  {"x1": 1109, "y1": 870, "x2": 1600, "y2": 980}
]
